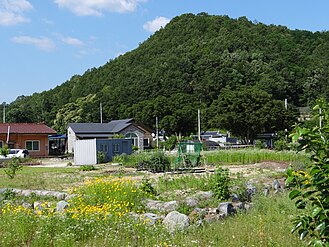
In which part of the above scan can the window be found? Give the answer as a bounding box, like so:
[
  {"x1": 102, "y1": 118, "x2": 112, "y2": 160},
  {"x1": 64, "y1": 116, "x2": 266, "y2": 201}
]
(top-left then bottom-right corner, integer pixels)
[
  {"x1": 125, "y1": 132, "x2": 138, "y2": 146},
  {"x1": 113, "y1": 143, "x2": 120, "y2": 153},
  {"x1": 26, "y1": 141, "x2": 40, "y2": 151},
  {"x1": 143, "y1": 138, "x2": 149, "y2": 147},
  {"x1": 0, "y1": 141, "x2": 3, "y2": 148},
  {"x1": 100, "y1": 144, "x2": 108, "y2": 152}
]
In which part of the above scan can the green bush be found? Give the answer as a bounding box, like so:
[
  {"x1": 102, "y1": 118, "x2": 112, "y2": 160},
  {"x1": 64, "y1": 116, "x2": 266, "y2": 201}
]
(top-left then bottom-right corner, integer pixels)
[
  {"x1": 138, "y1": 152, "x2": 171, "y2": 173},
  {"x1": 97, "y1": 151, "x2": 106, "y2": 164},
  {"x1": 79, "y1": 165, "x2": 97, "y2": 171},
  {"x1": 4, "y1": 157, "x2": 22, "y2": 179},
  {"x1": 274, "y1": 139, "x2": 289, "y2": 151},
  {"x1": 210, "y1": 167, "x2": 230, "y2": 200}
]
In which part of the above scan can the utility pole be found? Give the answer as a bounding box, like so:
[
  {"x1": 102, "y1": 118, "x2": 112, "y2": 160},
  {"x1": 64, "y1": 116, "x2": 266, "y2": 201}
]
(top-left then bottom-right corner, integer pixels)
[
  {"x1": 198, "y1": 109, "x2": 201, "y2": 142},
  {"x1": 100, "y1": 102, "x2": 103, "y2": 123},
  {"x1": 2, "y1": 102, "x2": 5, "y2": 123},
  {"x1": 156, "y1": 116, "x2": 159, "y2": 149}
]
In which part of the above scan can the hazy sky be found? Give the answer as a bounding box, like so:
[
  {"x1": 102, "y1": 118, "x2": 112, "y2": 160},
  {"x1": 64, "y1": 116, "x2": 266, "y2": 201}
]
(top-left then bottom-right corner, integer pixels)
[{"x1": 1, "y1": 0, "x2": 329, "y2": 103}]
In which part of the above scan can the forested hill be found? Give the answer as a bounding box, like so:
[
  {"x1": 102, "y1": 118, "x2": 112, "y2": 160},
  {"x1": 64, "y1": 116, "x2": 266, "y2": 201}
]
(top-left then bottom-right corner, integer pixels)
[{"x1": 4, "y1": 13, "x2": 329, "y2": 137}]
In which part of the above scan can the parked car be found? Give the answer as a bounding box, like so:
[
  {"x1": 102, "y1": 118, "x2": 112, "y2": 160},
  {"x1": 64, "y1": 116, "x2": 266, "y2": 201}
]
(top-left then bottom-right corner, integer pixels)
[{"x1": 0, "y1": 149, "x2": 29, "y2": 161}]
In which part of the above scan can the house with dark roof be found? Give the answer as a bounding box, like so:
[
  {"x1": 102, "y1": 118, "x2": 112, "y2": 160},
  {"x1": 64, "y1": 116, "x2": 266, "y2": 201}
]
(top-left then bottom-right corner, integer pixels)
[
  {"x1": 0, "y1": 123, "x2": 56, "y2": 157},
  {"x1": 67, "y1": 119, "x2": 153, "y2": 153}
]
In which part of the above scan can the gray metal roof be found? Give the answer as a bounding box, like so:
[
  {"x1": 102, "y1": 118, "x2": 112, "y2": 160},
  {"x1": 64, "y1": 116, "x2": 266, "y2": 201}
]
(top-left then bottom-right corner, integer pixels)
[{"x1": 68, "y1": 119, "x2": 134, "y2": 134}]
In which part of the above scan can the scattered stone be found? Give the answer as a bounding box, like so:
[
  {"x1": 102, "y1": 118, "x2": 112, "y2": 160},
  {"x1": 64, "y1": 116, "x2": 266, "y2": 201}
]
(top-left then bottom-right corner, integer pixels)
[
  {"x1": 244, "y1": 202, "x2": 254, "y2": 211},
  {"x1": 194, "y1": 191, "x2": 213, "y2": 200},
  {"x1": 263, "y1": 187, "x2": 270, "y2": 197},
  {"x1": 231, "y1": 193, "x2": 240, "y2": 202},
  {"x1": 218, "y1": 202, "x2": 235, "y2": 216},
  {"x1": 22, "y1": 202, "x2": 33, "y2": 209},
  {"x1": 163, "y1": 211, "x2": 190, "y2": 232},
  {"x1": 273, "y1": 179, "x2": 282, "y2": 193},
  {"x1": 140, "y1": 213, "x2": 162, "y2": 225},
  {"x1": 33, "y1": 201, "x2": 42, "y2": 210},
  {"x1": 203, "y1": 213, "x2": 225, "y2": 224},
  {"x1": 56, "y1": 200, "x2": 69, "y2": 212},
  {"x1": 184, "y1": 197, "x2": 199, "y2": 207},
  {"x1": 235, "y1": 202, "x2": 245, "y2": 211}
]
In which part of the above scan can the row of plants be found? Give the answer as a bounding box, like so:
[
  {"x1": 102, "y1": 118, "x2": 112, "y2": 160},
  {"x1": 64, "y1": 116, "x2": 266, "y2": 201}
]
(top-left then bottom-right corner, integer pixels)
[{"x1": 112, "y1": 148, "x2": 308, "y2": 172}]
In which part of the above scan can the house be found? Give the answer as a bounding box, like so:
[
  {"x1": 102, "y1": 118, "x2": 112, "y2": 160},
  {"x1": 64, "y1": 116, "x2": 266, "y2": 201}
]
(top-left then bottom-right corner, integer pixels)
[
  {"x1": 67, "y1": 118, "x2": 153, "y2": 153},
  {"x1": 0, "y1": 123, "x2": 56, "y2": 157},
  {"x1": 200, "y1": 131, "x2": 238, "y2": 146}
]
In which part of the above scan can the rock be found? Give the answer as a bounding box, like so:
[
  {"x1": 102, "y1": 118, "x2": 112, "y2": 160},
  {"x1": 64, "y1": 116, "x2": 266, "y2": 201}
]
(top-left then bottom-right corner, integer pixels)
[
  {"x1": 162, "y1": 201, "x2": 179, "y2": 212},
  {"x1": 208, "y1": 208, "x2": 219, "y2": 215},
  {"x1": 263, "y1": 187, "x2": 270, "y2": 196},
  {"x1": 33, "y1": 201, "x2": 43, "y2": 210},
  {"x1": 204, "y1": 213, "x2": 225, "y2": 224},
  {"x1": 22, "y1": 202, "x2": 33, "y2": 209},
  {"x1": 184, "y1": 197, "x2": 199, "y2": 207},
  {"x1": 273, "y1": 179, "x2": 282, "y2": 193},
  {"x1": 235, "y1": 202, "x2": 245, "y2": 210},
  {"x1": 246, "y1": 182, "x2": 256, "y2": 201},
  {"x1": 163, "y1": 211, "x2": 189, "y2": 233},
  {"x1": 218, "y1": 202, "x2": 235, "y2": 216},
  {"x1": 140, "y1": 213, "x2": 162, "y2": 225},
  {"x1": 56, "y1": 200, "x2": 69, "y2": 212},
  {"x1": 53, "y1": 192, "x2": 66, "y2": 200},
  {"x1": 244, "y1": 202, "x2": 254, "y2": 211},
  {"x1": 194, "y1": 191, "x2": 213, "y2": 200},
  {"x1": 231, "y1": 193, "x2": 240, "y2": 202},
  {"x1": 145, "y1": 199, "x2": 162, "y2": 211}
]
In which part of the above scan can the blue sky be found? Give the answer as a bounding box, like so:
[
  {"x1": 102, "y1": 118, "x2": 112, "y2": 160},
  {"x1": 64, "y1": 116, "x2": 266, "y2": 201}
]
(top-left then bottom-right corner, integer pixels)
[{"x1": 1, "y1": 0, "x2": 329, "y2": 103}]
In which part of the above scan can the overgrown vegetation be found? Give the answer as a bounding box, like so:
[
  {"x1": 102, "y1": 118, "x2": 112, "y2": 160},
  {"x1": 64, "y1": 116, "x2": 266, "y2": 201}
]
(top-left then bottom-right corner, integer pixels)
[{"x1": 287, "y1": 99, "x2": 329, "y2": 246}]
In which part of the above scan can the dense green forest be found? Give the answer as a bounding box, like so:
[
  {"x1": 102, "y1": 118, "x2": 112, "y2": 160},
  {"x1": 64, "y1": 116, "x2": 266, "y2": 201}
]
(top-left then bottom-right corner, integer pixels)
[{"x1": 2, "y1": 13, "x2": 329, "y2": 141}]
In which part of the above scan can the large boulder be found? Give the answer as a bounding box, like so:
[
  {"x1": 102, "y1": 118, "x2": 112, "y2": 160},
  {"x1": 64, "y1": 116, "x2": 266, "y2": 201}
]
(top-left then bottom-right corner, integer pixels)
[{"x1": 163, "y1": 211, "x2": 190, "y2": 232}]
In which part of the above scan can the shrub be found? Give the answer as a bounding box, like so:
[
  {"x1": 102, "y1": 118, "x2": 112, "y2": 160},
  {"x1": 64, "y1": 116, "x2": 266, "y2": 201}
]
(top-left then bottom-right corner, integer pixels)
[
  {"x1": 138, "y1": 152, "x2": 171, "y2": 173},
  {"x1": 4, "y1": 157, "x2": 22, "y2": 179},
  {"x1": 97, "y1": 151, "x2": 106, "y2": 164},
  {"x1": 139, "y1": 178, "x2": 157, "y2": 196},
  {"x1": 286, "y1": 98, "x2": 329, "y2": 245},
  {"x1": 79, "y1": 165, "x2": 97, "y2": 171},
  {"x1": 210, "y1": 167, "x2": 230, "y2": 200},
  {"x1": 274, "y1": 139, "x2": 289, "y2": 151}
]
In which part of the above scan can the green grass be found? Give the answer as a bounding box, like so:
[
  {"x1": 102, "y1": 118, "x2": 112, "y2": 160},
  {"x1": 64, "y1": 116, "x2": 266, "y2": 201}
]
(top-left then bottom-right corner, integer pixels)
[{"x1": 203, "y1": 148, "x2": 309, "y2": 165}]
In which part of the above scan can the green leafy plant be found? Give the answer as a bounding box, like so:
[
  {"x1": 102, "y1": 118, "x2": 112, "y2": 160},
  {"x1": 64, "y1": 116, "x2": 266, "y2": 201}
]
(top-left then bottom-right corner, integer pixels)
[
  {"x1": 210, "y1": 167, "x2": 230, "y2": 200},
  {"x1": 79, "y1": 165, "x2": 97, "y2": 171},
  {"x1": 97, "y1": 151, "x2": 106, "y2": 164},
  {"x1": 138, "y1": 152, "x2": 171, "y2": 173},
  {"x1": 286, "y1": 98, "x2": 329, "y2": 245},
  {"x1": 139, "y1": 178, "x2": 157, "y2": 196},
  {"x1": 0, "y1": 145, "x2": 9, "y2": 157},
  {"x1": 4, "y1": 157, "x2": 22, "y2": 179}
]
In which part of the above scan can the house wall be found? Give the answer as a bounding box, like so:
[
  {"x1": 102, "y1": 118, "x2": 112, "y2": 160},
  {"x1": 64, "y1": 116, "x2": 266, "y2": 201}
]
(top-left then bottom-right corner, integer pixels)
[
  {"x1": 0, "y1": 133, "x2": 50, "y2": 157},
  {"x1": 67, "y1": 126, "x2": 76, "y2": 153},
  {"x1": 96, "y1": 139, "x2": 132, "y2": 162},
  {"x1": 119, "y1": 125, "x2": 145, "y2": 150}
]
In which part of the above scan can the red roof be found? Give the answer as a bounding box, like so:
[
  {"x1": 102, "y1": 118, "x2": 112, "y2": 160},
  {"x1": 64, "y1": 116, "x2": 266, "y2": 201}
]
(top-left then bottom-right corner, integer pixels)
[{"x1": 0, "y1": 123, "x2": 56, "y2": 134}]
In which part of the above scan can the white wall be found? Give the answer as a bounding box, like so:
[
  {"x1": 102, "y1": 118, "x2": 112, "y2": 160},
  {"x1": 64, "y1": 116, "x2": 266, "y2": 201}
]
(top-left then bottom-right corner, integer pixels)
[
  {"x1": 74, "y1": 139, "x2": 97, "y2": 165},
  {"x1": 67, "y1": 126, "x2": 76, "y2": 153}
]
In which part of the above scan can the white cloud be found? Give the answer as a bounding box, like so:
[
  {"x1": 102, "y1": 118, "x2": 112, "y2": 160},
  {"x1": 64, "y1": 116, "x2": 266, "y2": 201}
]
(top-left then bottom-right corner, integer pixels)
[
  {"x1": 61, "y1": 36, "x2": 84, "y2": 47},
  {"x1": 54, "y1": 0, "x2": 147, "y2": 16},
  {"x1": 11, "y1": 36, "x2": 56, "y2": 51},
  {"x1": 0, "y1": 0, "x2": 33, "y2": 26},
  {"x1": 143, "y1": 16, "x2": 170, "y2": 32}
]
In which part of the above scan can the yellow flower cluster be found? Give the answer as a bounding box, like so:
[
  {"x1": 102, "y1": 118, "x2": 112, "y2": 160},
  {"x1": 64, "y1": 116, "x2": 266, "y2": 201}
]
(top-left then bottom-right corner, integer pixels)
[
  {"x1": 292, "y1": 170, "x2": 312, "y2": 184},
  {"x1": 1, "y1": 203, "x2": 32, "y2": 215},
  {"x1": 67, "y1": 176, "x2": 144, "y2": 220}
]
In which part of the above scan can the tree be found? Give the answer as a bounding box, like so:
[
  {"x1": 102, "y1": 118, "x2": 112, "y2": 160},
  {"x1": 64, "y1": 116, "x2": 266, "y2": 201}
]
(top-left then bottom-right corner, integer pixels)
[{"x1": 208, "y1": 86, "x2": 296, "y2": 144}]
